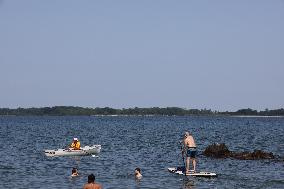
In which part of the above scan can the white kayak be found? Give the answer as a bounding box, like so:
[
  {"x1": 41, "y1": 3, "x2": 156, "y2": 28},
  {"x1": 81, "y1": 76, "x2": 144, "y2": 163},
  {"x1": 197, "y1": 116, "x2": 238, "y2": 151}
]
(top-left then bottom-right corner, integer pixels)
[
  {"x1": 44, "y1": 145, "x2": 101, "y2": 157},
  {"x1": 168, "y1": 167, "x2": 217, "y2": 177}
]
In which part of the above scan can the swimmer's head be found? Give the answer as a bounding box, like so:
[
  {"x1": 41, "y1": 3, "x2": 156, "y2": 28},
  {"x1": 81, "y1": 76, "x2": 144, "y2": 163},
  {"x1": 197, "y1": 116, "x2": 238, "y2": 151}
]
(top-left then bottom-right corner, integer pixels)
[
  {"x1": 184, "y1": 132, "x2": 191, "y2": 137},
  {"x1": 88, "y1": 174, "x2": 95, "y2": 183},
  {"x1": 135, "y1": 167, "x2": 141, "y2": 173}
]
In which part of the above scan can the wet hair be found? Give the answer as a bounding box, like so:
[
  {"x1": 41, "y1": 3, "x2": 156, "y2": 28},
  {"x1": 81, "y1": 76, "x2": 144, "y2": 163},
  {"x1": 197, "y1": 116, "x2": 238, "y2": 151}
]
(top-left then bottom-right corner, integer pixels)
[
  {"x1": 88, "y1": 174, "x2": 95, "y2": 183},
  {"x1": 135, "y1": 168, "x2": 141, "y2": 173},
  {"x1": 72, "y1": 168, "x2": 77, "y2": 174},
  {"x1": 184, "y1": 131, "x2": 191, "y2": 137}
]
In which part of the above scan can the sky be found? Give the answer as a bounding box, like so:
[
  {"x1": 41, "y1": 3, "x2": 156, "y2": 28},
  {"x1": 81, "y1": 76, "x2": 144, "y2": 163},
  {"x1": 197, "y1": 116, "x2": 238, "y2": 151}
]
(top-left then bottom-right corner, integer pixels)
[{"x1": 0, "y1": 0, "x2": 283, "y2": 111}]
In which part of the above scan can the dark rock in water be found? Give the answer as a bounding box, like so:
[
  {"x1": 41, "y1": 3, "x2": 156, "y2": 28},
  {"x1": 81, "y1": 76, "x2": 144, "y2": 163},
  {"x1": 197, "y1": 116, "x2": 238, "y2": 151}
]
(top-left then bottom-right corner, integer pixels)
[
  {"x1": 249, "y1": 150, "x2": 274, "y2": 160},
  {"x1": 203, "y1": 144, "x2": 276, "y2": 160},
  {"x1": 203, "y1": 143, "x2": 230, "y2": 158},
  {"x1": 231, "y1": 150, "x2": 274, "y2": 160}
]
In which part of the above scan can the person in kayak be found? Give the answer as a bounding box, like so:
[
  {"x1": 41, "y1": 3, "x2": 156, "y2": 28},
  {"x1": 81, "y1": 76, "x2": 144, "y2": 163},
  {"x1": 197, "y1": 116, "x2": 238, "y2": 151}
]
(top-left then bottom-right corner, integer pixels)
[
  {"x1": 183, "y1": 131, "x2": 197, "y2": 174},
  {"x1": 70, "y1": 138, "x2": 81, "y2": 150},
  {"x1": 134, "y1": 167, "x2": 142, "y2": 179},
  {"x1": 83, "y1": 174, "x2": 102, "y2": 189}
]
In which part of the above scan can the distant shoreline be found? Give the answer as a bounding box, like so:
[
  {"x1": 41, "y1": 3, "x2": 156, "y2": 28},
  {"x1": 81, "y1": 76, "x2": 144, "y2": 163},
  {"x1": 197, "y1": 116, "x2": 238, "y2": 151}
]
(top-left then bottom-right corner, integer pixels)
[
  {"x1": 1, "y1": 115, "x2": 283, "y2": 118},
  {"x1": 0, "y1": 106, "x2": 283, "y2": 116},
  {"x1": 230, "y1": 115, "x2": 284, "y2": 118}
]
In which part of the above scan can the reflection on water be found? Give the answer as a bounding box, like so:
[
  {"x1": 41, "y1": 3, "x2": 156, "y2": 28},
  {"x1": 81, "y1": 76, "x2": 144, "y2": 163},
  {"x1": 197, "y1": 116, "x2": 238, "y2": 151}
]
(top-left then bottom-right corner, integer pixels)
[
  {"x1": 182, "y1": 178, "x2": 195, "y2": 189},
  {"x1": 70, "y1": 156, "x2": 81, "y2": 169}
]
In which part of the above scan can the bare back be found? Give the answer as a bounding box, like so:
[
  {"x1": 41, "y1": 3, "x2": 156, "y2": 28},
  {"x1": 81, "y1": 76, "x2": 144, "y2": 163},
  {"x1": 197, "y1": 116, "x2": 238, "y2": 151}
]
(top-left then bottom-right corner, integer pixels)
[
  {"x1": 83, "y1": 183, "x2": 102, "y2": 189},
  {"x1": 184, "y1": 135, "x2": 196, "y2": 148}
]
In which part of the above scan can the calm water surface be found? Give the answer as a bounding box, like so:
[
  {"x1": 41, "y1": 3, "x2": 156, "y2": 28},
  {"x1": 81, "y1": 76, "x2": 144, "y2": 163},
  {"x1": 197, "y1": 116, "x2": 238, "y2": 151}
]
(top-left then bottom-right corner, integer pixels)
[{"x1": 0, "y1": 116, "x2": 283, "y2": 189}]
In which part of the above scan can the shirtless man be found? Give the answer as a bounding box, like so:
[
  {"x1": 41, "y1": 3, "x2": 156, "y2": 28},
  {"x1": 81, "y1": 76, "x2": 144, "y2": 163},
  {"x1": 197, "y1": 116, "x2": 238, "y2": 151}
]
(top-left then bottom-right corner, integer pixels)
[
  {"x1": 83, "y1": 174, "x2": 102, "y2": 189},
  {"x1": 183, "y1": 131, "x2": 197, "y2": 174},
  {"x1": 71, "y1": 167, "x2": 79, "y2": 177},
  {"x1": 134, "y1": 167, "x2": 142, "y2": 179}
]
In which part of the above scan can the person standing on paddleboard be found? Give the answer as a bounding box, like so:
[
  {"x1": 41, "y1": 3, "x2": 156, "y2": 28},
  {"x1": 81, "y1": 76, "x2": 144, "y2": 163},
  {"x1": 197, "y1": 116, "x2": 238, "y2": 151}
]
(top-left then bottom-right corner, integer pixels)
[{"x1": 183, "y1": 131, "x2": 197, "y2": 174}]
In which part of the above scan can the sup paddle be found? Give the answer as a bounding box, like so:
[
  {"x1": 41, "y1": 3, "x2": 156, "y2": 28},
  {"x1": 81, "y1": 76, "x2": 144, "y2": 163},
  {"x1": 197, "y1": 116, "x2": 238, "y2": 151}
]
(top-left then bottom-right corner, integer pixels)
[{"x1": 179, "y1": 141, "x2": 186, "y2": 174}]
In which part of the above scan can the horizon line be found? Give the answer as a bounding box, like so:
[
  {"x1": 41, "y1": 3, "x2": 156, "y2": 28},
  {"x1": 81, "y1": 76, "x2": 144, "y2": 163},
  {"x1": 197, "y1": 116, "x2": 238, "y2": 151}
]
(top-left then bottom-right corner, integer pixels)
[{"x1": 1, "y1": 105, "x2": 283, "y2": 112}]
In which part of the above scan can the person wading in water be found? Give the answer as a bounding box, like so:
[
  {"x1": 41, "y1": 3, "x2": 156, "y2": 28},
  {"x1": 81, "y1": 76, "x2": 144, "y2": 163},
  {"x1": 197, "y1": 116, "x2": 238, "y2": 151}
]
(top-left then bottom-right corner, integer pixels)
[{"x1": 83, "y1": 174, "x2": 102, "y2": 189}]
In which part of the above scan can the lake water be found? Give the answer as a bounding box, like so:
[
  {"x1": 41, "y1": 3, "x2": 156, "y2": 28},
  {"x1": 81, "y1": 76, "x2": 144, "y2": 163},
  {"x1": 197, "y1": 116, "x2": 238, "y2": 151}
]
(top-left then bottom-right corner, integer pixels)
[{"x1": 0, "y1": 116, "x2": 283, "y2": 189}]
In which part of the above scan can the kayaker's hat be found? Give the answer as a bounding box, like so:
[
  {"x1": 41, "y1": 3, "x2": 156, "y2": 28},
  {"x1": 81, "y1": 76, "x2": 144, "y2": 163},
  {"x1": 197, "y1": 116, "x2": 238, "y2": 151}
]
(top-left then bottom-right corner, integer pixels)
[{"x1": 73, "y1": 138, "x2": 78, "y2": 141}]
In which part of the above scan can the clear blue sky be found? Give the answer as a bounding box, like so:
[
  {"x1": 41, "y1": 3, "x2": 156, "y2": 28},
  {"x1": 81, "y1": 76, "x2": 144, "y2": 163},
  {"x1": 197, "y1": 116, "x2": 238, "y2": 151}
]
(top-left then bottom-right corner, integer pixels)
[{"x1": 0, "y1": 1, "x2": 283, "y2": 111}]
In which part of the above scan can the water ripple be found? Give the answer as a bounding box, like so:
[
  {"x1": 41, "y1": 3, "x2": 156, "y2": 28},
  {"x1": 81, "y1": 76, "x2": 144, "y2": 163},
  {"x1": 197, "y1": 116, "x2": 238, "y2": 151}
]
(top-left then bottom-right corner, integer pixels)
[{"x1": 0, "y1": 116, "x2": 283, "y2": 188}]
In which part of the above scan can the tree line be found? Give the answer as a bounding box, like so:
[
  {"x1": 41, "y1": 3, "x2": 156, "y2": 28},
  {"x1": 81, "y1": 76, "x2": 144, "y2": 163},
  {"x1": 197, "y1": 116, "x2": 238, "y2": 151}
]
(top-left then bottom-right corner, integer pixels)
[{"x1": 0, "y1": 106, "x2": 283, "y2": 116}]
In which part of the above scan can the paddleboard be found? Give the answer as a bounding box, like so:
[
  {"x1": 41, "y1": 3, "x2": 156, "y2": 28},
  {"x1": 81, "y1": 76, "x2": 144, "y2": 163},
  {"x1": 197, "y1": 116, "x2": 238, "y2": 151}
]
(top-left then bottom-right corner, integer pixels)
[{"x1": 168, "y1": 167, "x2": 217, "y2": 177}]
